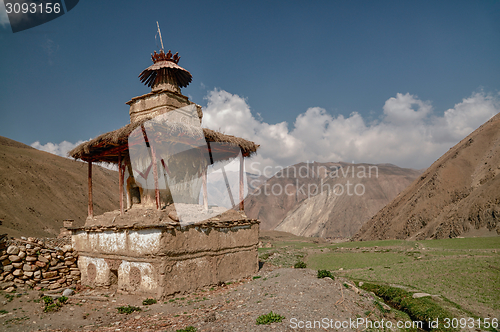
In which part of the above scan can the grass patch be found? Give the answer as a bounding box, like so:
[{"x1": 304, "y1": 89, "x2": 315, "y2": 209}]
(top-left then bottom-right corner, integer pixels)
[
  {"x1": 308, "y1": 252, "x2": 413, "y2": 270},
  {"x1": 317, "y1": 270, "x2": 334, "y2": 279},
  {"x1": 41, "y1": 296, "x2": 67, "y2": 313},
  {"x1": 331, "y1": 239, "x2": 412, "y2": 249},
  {"x1": 360, "y1": 282, "x2": 457, "y2": 331},
  {"x1": 294, "y1": 261, "x2": 307, "y2": 268},
  {"x1": 117, "y1": 305, "x2": 142, "y2": 314},
  {"x1": 419, "y1": 237, "x2": 500, "y2": 250},
  {"x1": 252, "y1": 276, "x2": 261, "y2": 280},
  {"x1": 308, "y1": 237, "x2": 500, "y2": 316},
  {"x1": 347, "y1": 255, "x2": 500, "y2": 313},
  {"x1": 256, "y1": 311, "x2": 285, "y2": 325},
  {"x1": 264, "y1": 232, "x2": 499, "y2": 318},
  {"x1": 142, "y1": 298, "x2": 157, "y2": 305}
]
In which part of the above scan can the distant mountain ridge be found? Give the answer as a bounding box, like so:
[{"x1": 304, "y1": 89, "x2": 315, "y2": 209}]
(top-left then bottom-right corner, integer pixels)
[
  {"x1": 0, "y1": 136, "x2": 119, "y2": 238},
  {"x1": 355, "y1": 113, "x2": 500, "y2": 240},
  {"x1": 245, "y1": 161, "x2": 421, "y2": 238}
]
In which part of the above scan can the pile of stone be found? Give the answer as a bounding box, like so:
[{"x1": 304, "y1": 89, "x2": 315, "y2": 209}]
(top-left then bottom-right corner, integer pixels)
[{"x1": 0, "y1": 236, "x2": 80, "y2": 293}]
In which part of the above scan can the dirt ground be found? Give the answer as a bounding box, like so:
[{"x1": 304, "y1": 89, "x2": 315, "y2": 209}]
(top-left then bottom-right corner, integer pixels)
[{"x1": 0, "y1": 263, "x2": 400, "y2": 332}]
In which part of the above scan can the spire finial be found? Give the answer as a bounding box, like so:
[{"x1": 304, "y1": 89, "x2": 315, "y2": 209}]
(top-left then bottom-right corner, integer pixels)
[{"x1": 156, "y1": 21, "x2": 164, "y2": 51}]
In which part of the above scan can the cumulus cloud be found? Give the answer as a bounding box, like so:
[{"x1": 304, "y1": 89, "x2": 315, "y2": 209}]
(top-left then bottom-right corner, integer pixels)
[
  {"x1": 202, "y1": 89, "x2": 500, "y2": 174},
  {"x1": 30, "y1": 90, "x2": 499, "y2": 177},
  {"x1": 31, "y1": 140, "x2": 86, "y2": 158}
]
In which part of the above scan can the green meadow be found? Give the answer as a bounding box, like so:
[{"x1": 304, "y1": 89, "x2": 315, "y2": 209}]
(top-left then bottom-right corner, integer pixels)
[{"x1": 259, "y1": 235, "x2": 500, "y2": 320}]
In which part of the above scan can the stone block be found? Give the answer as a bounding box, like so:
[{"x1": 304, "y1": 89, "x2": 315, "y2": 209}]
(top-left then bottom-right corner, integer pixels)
[
  {"x1": 23, "y1": 264, "x2": 35, "y2": 272},
  {"x1": 12, "y1": 269, "x2": 23, "y2": 276},
  {"x1": 43, "y1": 271, "x2": 58, "y2": 279},
  {"x1": 35, "y1": 261, "x2": 46, "y2": 268},
  {"x1": 6, "y1": 245, "x2": 19, "y2": 255},
  {"x1": 9, "y1": 255, "x2": 21, "y2": 262}
]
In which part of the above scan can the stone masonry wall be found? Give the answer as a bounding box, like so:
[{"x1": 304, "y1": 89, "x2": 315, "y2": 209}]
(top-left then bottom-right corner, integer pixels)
[{"x1": 0, "y1": 235, "x2": 80, "y2": 293}]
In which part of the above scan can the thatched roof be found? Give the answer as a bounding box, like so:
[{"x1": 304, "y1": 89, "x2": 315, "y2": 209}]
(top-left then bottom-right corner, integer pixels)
[
  {"x1": 139, "y1": 50, "x2": 192, "y2": 89},
  {"x1": 68, "y1": 118, "x2": 259, "y2": 164}
]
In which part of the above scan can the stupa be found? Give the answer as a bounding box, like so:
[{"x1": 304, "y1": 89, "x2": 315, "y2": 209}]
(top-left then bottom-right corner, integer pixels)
[{"x1": 68, "y1": 45, "x2": 260, "y2": 298}]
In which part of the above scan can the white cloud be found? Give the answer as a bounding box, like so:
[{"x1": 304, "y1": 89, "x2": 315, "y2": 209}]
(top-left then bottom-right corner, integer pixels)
[
  {"x1": 31, "y1": 140, "x2": 86, "y2": 158},
  {"x1": 30, "y1": 90, "x2": 498, "y2": 177},
  {"x1": 202, "y1": 89, "x2": 500, "y2": 174}
]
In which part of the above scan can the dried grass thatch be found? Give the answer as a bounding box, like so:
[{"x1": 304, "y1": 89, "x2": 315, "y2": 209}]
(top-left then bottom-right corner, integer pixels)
[
  {"x1": 68, "y1": 118, "x2": 259, "y2": 164},
  {"x1": 139, "y1": 61, "x2": 192, "y2": 88}
]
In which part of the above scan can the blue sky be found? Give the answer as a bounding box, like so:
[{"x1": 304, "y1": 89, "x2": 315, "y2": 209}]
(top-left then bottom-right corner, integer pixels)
[{"x1": 1, "y1": 1, "x2": 499, "y2": 170}]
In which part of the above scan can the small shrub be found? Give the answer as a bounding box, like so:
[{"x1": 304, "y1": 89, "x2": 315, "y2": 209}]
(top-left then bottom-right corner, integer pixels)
[
  {"x1": 253, "y1": 276, "x2": 261, "y2": 280},
  {"x1": 294, "y1": 261, "x2": 307, "y2": 269},
  {"x1": 41, "y1": 296, "x2": 64, "y2": 312},
  {"x1": 117, "y1": 305, "x2": 142, "y2": 314},
  {"x1": 176, "y1": 326, "x2": 197, "y2": 332},
  {"x1": 44, "y1": 303, "x2": 61, "y2": 312},
  {"x1": 374, "y1": 301, "x2": 389, "y2": 314},
  {"x1": 42, "y1": 296, "x2": 53, "y2": 305},
  {"x1": 58, "y1": 296, "x2": 68, "y2": 304},
  {"x1": 256, "y1": 311, "x2": 285, "y2": 325},
  {"x1": 142, "y1": 298, "x2": 157, "y2": 305},
  {"x1": 0, "y1": 309, "x2": 8, "y2": 314},
  {"x1": 260, "y1": 252, "x2": 272, "y2": 260},
  {"x1": 359, "y1": 282, "x2": 457, "y2": 331},
  {"x1": 317, "y1": 270, "x2": 334, "y2": 279}
]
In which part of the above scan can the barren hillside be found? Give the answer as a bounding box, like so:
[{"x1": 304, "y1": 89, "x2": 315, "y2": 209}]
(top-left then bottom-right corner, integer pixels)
[
  {"x1": 0, "y1": 136, "x2": 119, "y2": 238},
  {"x1": 245, "y1": 162, "x2": 421, "y2": 238},
  {"x1": 355, "y1": 113, "x2": 500, "y2": 240}
]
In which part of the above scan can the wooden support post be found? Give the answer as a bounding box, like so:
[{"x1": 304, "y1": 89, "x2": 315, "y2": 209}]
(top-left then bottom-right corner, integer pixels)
[
  {"x1": 151, "y1": 145, "x2": 160, "y2": 209},
  {"x1": 221, "y1": 166, "x2": 235, "y2": 208},
  {"x1": 118, "y1": 152, "x2": 124, "y2": 215},
  {"x1": 88, "y1": 161, "x2": 93, "y2": 218},
  {"x1": 239, "y1": 153, "x2": 244, "y2": 211},
  {"x1": 202, "y1": 167, "x2": 208, "y2": 211}
]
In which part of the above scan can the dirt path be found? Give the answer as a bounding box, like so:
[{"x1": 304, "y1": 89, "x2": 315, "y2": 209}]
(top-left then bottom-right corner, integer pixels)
[{"x1": 1, "y1": 265, "x2": 399, "y2": 332}]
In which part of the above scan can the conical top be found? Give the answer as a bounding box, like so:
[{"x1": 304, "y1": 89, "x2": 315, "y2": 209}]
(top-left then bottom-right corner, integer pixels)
[{"x1": 139, "y1": 50, "x2": 192, "y2": 92}]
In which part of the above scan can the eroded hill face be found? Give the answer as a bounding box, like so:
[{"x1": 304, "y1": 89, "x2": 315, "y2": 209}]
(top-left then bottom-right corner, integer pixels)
[
  {"x1": 355, "y1": 113, "x2": 500, "y2": 241},
  {"x1": 0, "y1": 136, "x2": 119, "y2": 238},
  {"x1": 244, "y1": 161, "x2": 421, "y2": 239}
]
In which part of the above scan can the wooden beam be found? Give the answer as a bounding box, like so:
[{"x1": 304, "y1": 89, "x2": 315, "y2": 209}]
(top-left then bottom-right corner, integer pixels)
[
  {"x1": 239, "y1": 153, "x2": 244, "y2": 211},
  {"x1": 221, "y1": 166, "x2": 235, "y2": 208},
  {"x1": 150, "y1": 145, "x2": 160, "y2": 209},
  {"x1": 118, "y1": 152, "x2": 124, "y2": 216},
  {"x1": 202, "y1": 167, "x2": 208, "y2": 211},
  {"x1": 88, "y1": 162, "x2": 93, "y2": 218}
]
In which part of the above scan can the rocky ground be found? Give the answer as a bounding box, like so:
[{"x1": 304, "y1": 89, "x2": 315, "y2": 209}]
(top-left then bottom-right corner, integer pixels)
[{"x1": 0, "y1": 264, "x2": 402, "y2": 332}]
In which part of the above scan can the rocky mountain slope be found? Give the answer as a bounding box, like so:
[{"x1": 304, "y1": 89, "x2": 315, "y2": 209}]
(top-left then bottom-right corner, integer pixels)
[
  {"x1": 245, "y1": 161, "x2": 421, "y2": 238},
  {"x1": 355, "y1": 113, "x2": 500, "y2": 240},
  {"x1": 0, "y1": 136, "x2": 119, "y2": 238}
]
